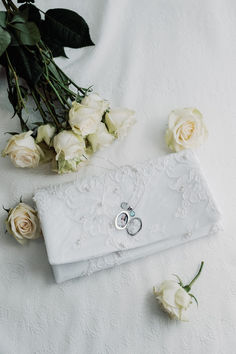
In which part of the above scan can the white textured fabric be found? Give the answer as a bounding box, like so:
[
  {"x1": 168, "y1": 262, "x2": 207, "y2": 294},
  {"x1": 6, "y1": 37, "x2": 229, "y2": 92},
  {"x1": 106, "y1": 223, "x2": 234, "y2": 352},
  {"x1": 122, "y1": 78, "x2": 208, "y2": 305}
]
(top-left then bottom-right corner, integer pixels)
[
  {"x1": 34, "y1": 150, "x2": 221, "y2": 283},
  {"x1": 1, "y1": 0, "x2": 236, "y2": 353}
]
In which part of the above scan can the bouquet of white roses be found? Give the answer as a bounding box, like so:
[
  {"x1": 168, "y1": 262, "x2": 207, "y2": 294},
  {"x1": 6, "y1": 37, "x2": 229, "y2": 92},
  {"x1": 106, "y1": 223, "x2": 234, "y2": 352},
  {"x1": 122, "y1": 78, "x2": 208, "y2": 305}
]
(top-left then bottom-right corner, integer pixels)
[{"x1": 0, "y1": 0, "x2": 135, "y2": 174}]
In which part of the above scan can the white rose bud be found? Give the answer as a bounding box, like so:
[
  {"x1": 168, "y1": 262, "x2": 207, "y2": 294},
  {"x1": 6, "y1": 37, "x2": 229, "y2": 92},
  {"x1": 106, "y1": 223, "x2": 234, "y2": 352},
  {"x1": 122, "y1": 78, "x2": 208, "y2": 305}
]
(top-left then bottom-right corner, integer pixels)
[
  {"x1": 36, "y1": 124, "x2": 56, "y2": 146},
  {"x1": 87, "y1": 122, "x2": 114, "y2": 152},
  {"x1": 53, "y1": 130, "x2": 86, "y2": 174},
  {"x1": 105, "y1": 108, "x2": 136, "y2": 138},
  {"x1": 153, "y1": 280, "x2": 192, "y2": 321},
  {"x1": 165, "y1": 107, "x2": 208, "y2": 152},
  {"x1": 2, "y1": 131, "x2": 44, "y2": 168},
  {"x1": 69, "y1": 101, "x2": 103, "y2": 137},
  {"x1": 81, "y1": 93, "x2": 109, "y2": 113},
  {"x1": 153, "y1": 262, "x2": 204, "y2": 321},
  {"x1": 6, "y1": 203, "x2": 41, "y2": 245}
]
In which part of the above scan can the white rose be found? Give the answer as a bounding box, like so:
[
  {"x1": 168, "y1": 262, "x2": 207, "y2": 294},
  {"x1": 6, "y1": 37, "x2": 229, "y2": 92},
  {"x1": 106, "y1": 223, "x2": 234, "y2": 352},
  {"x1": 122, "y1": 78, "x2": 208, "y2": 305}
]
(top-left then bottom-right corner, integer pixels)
[
  {"x1": 81, "y1": 93, "x2": 109, "y2": 113},
  {"x1": 153, "y1": 280, "x2": 192, "y2": 321},
  {"x1": 53, "y1": 130, "x2": 85, "y2": 160},
  {"x1": 165, "y1": 107, "x2": 208, "y2": 152},
  {"x1": 36, "y1": 124, "x2": 56, "y2": 146},
  {"x1": 6, "y1": 203, "x2": 41, "y2": 245},
  {"x1": 2, "y1": 131, "x2": 44, "y2": 168},
  {"x1": 53, "y1": 130, "x2": 86, "y2": 174},
  {"x1": 87, "y1": 122, "x2": 114, "y2": 152},
  {"x1": 69, "y1": 101, "x2": 102, "y2": 137},
  {"x1": 105, "y1": 108, "x2": 136, "y2": 138},
  {"x1": 153, "y1": 262, "x2": 204, "y2": 321}
]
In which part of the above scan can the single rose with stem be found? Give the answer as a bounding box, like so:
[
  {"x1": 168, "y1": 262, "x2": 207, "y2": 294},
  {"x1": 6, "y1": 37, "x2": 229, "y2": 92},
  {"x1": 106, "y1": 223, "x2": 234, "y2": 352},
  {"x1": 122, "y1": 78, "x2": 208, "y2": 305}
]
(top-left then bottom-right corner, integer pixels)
[{"x1": 153, "y1": 261, "x2": 204, "y2": 321}]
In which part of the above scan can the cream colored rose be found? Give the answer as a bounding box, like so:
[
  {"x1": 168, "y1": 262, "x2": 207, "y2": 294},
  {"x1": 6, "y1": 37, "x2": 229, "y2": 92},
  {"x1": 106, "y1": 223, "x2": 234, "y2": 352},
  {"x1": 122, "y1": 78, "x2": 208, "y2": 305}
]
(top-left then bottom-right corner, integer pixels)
[
  {"x1": 105, "y1": 108, "x2": 136, "y2": 138},
  {"x1": 87, "y1": 122, "x2": 114, "y2": 152},
  {"x1": 153, "y1": 280, "x2": 192, "y2": 321},
  {"x1": 81, "y1": 93, "x2": 109, "y2": 113},
  {"x1": 6, "y1": 203, "x2": 41, "y2": 245},
  {"x1": 2, "y1": 131, "x2": 44, "y2": 168},
  {"x1": 53, "y1": 130, "x2": 86, "y2": 174},
  {"x1": 53, "y1": 130, "x2": 85, "y2": 160},
  {"x1": 36, "y1": 124, "x2": 56, "y2": 146},
  {"x1": 69, "y1": 101, "x2": 103, "y2": 137},
  {"x1": 165, "y1": 107, "x2": 208, "y2": 152}
]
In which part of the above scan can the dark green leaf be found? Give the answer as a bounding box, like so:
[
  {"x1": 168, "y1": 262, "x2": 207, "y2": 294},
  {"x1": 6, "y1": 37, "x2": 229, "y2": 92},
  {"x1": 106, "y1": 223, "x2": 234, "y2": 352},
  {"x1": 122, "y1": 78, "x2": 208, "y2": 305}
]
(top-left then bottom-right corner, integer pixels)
[
  {"x1": 44, "y1": 37, "x2": 67, "y2": 58},
  {"x1": 38, "y1": 20, "x2": 66, "y2": 58},
  {"x1": 0, "y1": 28, "x2": 11, "y2": 56},
  {"x1": 11, "y1": 21, "x2": 40, "y2": 46},
  {"x1": 6, "y1": 46, "x2": 43, "y2": 86},
  {"x1": 52, "y1": 45, "x2": 67, "y2": 58},
  {"x1": 10, "y1": 13, "x2": 27, "y2": 24},
  {"x1": 19, "y1": 4, "x2": 41, "y2": 24},
  {"x1": 0, "y1": 11, "x2": 7, "y2": 28},
  {"x1": 44, "y1": 8, "x2": 94, "y2": 50},
  {"x1": 0, "y1": 52, "x2": 6, "y2": 67},
  {"x1": 7, "y1": 30, "x2": 18, "y2": 46}
]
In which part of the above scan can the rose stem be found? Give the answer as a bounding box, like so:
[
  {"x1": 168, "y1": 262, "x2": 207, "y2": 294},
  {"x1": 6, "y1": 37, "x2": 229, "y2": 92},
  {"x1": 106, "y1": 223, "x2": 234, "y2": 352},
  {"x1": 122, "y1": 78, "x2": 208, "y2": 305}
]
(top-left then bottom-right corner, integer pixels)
[{"x1": 188, "y1": 261, "x2": 204, "y2": 288}]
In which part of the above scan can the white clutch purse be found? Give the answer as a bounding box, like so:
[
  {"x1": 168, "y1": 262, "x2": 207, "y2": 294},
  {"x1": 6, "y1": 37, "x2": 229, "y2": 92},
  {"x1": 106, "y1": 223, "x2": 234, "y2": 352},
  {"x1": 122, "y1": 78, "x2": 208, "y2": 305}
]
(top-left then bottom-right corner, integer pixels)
[{"x1": 34, "y1": 150, "x2": 221, "y2": 283}]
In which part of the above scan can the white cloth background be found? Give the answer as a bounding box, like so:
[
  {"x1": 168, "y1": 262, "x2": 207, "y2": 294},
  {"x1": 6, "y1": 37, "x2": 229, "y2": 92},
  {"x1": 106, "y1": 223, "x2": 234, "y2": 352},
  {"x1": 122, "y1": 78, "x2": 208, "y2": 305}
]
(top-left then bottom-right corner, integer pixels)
[{"x1": 0, "y1": 0, "x2": 235, "y2": 353}]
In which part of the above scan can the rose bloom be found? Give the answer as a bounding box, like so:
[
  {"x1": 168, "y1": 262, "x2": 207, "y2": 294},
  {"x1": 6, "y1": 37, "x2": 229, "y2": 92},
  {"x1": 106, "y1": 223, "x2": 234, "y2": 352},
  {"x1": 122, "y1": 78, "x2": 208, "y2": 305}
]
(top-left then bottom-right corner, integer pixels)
[
  {"x1": 165, "y1": 107, "x2": 208, "y2": 152},
  {"x1": 105, "y1": 108, "x2": 136, "y2": 138},
  {"x1": 69, "y1": 101, "x2": 103, "y2": 137},
  {"x1": 53, "y1": 130, "x2": 86, "y2": 174},
  {"x1": 87, "y1": 122, "x2": 114, "y2": 152},
  {"x1": 2, "y1": 131, "x2": 44, "y2": 168},
  {"x1": 6, "y1": 203, "x2": 41, "y2": 245},
  {"x1": 81, "y1": 93, "x2": 109, "y2": 113},
  {"x1": 36, "y1": 124, "x2": 56, "y2": 146},
  {"x1": 153, "y1": 280, "x2": 192, "y2": 321}
]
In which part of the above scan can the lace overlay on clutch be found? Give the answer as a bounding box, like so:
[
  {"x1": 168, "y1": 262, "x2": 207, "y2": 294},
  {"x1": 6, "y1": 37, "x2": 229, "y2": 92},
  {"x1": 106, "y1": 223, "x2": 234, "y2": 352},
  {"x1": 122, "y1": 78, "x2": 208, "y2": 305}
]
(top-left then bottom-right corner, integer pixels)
[{"x1": 34, "y1": 150, "x2": 222, "y2": 283}]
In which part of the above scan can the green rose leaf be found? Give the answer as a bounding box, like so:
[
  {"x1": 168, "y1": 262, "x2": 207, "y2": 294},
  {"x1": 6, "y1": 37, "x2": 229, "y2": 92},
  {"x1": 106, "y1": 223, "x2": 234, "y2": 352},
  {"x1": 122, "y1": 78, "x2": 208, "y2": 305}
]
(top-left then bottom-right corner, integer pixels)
[
  {"x1": 0, "y1": 11, "x2": 7, "y2": 28},
  {"x1": 48, "y1": 43, "x2": 67, "y2": 58},
  {"x1": 10, "y1": 13, "x2": 27, "y2": 24},
  {"x1": 6, "y1": 46, "x2": 43, "y2": 87},
  {"x1": 11, "y1": 21, "x2": 40, "y2": 46},
  {"x1": 40, "y1": 8, "x2": 94, "y2": 58},
  {"x1": 38, "y1": 20, "x2": 67, "y2": 58},
  {"x1": 19, "y1": 4, "x2": 41, "y2": 24},
  {"x1": 0, "y1": 28, "x2": 11, "y2": 57}
]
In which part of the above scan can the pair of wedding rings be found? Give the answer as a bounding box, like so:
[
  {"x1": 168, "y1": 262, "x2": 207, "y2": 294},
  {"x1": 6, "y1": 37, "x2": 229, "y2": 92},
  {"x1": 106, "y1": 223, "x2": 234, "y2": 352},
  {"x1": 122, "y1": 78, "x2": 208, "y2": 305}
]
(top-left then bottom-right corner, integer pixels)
[{"x1": 114, "y1": 202, "x2": 142, "y2": 236}]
